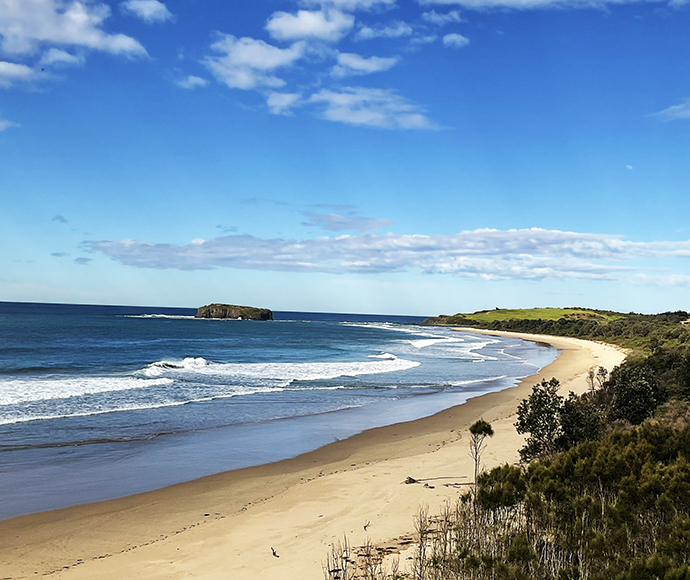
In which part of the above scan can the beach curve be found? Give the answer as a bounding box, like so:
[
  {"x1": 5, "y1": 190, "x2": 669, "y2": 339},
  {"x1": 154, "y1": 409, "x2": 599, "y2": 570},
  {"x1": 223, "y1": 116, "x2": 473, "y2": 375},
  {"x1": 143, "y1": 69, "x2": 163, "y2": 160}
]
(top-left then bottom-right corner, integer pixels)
[{"x1": 0, "y1": 331, "x2": 626, "y2": 580}]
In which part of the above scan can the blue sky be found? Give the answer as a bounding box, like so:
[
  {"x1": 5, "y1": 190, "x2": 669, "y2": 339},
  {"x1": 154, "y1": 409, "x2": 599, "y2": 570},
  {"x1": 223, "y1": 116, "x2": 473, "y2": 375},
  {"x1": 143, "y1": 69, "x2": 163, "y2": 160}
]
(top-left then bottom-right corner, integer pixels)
[{"x1": 0, "y1": 0, "x2": 689, "y2": 315}]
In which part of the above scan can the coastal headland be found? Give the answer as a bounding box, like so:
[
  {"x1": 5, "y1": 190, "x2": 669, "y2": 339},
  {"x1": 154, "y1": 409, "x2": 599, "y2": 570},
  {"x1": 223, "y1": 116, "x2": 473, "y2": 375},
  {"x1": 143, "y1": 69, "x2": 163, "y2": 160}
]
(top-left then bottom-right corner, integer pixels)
[{"x1": 0, "y1": 331, "x2": 625, "y2": 580}]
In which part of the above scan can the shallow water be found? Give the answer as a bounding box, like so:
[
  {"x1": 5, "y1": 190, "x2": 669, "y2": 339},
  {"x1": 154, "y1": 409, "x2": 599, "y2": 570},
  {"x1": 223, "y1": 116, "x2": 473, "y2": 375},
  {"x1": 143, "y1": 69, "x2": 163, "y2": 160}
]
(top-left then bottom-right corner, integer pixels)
[{"x1": 0, "y1": 302, "x2": 557, "y2": 519}]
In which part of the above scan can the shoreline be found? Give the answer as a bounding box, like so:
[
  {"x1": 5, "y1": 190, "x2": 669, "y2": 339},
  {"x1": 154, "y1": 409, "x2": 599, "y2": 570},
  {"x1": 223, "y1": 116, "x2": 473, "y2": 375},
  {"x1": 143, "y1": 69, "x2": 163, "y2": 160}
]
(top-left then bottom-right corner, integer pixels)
[{"x1": 0, "y1": 331, "x2": 626, "y2": 580}]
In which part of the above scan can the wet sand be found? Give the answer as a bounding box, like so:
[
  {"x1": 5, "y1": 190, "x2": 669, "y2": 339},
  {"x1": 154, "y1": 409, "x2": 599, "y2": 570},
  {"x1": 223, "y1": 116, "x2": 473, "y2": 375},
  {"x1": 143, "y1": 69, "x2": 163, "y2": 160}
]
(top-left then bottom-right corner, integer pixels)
[{"x1": 0, "y1": 331, "x2": 626, "y2": 580}]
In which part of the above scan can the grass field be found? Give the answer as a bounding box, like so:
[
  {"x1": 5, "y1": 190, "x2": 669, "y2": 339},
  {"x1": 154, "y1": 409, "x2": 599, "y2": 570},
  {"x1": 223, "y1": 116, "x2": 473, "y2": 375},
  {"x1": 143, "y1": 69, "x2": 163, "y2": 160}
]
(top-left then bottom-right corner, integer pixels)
[{"x1": 462, "y1": 308, "x2": 625, "y2": 323}]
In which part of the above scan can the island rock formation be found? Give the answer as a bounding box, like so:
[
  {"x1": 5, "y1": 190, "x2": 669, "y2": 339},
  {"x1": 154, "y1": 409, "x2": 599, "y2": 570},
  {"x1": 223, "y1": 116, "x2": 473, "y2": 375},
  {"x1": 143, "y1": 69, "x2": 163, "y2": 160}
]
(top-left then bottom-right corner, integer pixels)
[{"x1": 195, "y1": 304, "x2": 273, "y2": 320}]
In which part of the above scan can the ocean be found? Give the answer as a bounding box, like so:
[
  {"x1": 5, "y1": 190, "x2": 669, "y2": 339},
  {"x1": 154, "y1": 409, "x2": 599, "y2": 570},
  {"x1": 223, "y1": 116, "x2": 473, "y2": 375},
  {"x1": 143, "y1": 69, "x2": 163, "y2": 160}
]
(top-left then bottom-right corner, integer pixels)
[{"x1": 0, "y1": 302, "x2": 557, "y2": 520}]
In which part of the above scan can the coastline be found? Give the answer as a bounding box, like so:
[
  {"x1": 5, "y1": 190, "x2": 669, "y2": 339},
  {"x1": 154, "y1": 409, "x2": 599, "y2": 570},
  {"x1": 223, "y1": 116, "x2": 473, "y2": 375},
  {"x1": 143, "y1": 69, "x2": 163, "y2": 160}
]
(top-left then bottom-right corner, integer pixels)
[{"x1": 0, "y1": 331, "x2": 626, "y2": 580}]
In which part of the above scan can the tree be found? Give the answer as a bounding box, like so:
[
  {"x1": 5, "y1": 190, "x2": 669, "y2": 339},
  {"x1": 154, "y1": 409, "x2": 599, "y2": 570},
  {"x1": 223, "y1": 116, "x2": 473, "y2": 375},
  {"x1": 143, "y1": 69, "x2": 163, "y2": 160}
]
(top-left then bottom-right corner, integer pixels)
[
  {"x1": 557, "y1": 391, "x2": 602, "y2": 450},
  {"x1": 515, "y1": 378, "x2": 563, "y2": 462},
  {"x1": 469, "y1": 419, "x2": 494, "y2": 499},
  {"x1": 604, "y1": 362, "x2": 665, "y2": 424}
]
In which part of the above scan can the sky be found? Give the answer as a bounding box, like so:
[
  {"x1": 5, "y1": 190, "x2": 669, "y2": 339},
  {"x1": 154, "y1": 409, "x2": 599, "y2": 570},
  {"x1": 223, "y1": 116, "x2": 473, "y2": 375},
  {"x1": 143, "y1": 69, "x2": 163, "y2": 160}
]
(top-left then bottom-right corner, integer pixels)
[{"x1": 0, "y1": 0, "x2": 689, "y2": 316}]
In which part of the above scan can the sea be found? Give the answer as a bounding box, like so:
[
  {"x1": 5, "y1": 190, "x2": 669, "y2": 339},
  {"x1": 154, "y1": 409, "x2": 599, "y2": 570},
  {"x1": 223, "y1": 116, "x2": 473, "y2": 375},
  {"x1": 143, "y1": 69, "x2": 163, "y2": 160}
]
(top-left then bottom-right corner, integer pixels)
[{"x1": 0, "y1": 302, "x2": 557, "y2": 520}]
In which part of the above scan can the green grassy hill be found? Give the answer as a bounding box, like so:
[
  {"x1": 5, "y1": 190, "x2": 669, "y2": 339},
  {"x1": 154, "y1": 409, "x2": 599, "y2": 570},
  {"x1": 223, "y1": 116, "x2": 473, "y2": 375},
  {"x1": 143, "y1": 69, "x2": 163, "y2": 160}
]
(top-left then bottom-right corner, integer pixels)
[{"x1": 422, "y1": 307, "x2": 690, "y2": 354}]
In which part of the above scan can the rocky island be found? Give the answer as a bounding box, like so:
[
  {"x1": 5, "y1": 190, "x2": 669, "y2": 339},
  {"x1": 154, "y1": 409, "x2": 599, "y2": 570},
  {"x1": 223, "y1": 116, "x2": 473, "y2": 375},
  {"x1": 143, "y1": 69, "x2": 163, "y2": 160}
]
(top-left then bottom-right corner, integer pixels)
[{"x1": 195, "y1": 304, "x2": 273, "y2": 320}]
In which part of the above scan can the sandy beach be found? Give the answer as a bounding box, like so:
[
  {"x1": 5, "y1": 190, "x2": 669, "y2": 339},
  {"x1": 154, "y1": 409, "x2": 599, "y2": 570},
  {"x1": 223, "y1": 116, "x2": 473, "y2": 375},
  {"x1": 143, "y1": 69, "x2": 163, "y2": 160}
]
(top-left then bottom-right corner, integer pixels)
[{"x1": 0, "y1": 330, "x2": 626, "y2": 580}]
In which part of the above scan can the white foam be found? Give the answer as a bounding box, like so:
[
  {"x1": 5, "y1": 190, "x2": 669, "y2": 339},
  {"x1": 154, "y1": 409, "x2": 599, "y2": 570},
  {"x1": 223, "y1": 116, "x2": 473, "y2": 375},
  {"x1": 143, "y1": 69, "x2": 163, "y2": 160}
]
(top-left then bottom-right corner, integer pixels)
[
  {"x1": 125, "y1": 314, "x2": 196, "y2": 319},
  {"x1": 451, "y1": 375, "x2": 507, "y2": 387},
  {"x1": 141, "y1": 357, "x2": 421, "y2": 382},
  {"x1": 408, "y1": 337, "x2": 464, "y2": 349},
  {"x1": 0, "y1": 377, "x2": 174, "y2": 406},
  {"x1": 367, "y1": 353, "x2": 397, "y2": 360}
]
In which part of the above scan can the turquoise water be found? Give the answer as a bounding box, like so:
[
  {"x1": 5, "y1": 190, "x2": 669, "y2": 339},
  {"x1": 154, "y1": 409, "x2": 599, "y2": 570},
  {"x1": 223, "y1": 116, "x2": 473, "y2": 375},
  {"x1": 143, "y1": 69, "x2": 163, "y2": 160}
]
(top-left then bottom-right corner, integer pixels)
[{"x1": 0, "y1": 302, "x2": 557, "y2": 519}]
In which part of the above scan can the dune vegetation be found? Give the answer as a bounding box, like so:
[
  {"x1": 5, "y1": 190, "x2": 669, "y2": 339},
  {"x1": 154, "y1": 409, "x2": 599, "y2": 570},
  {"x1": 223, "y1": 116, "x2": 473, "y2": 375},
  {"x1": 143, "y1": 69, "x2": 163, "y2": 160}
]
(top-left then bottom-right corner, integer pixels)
[{"x1": 325, "y1": 310, "x2": 690, "y2": 579}]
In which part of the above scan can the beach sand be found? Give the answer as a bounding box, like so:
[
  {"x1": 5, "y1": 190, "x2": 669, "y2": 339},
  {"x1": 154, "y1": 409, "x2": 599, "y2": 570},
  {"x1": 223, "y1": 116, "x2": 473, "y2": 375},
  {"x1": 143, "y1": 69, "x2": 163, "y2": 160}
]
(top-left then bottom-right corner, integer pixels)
[{"x1": 0, "y1": 331, "x2": 626, "y2": 580}]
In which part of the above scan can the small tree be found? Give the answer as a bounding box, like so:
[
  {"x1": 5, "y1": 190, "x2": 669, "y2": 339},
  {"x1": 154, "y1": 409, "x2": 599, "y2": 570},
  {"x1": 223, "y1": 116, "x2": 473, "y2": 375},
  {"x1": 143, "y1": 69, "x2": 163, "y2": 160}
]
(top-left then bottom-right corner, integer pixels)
[
  {"x1": 469, "y1": 419, "x2": 494, "y2": 498},
  {"x1": 587, "y1": 367, "x2": 597, "y2": 393},
  {"x1": 515, "y1": 378, "x2": 563, "y2": 462},
  {"x1": 596, "y1": 366, "x2": 608, "y2": 388}
]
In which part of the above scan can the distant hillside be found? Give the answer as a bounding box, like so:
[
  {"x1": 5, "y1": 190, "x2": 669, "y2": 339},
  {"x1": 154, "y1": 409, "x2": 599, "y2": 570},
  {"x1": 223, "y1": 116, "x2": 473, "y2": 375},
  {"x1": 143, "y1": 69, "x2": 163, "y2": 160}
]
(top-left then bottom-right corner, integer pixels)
[
  {"x1": 424, "y1": 307, "x2": 624, "y2": 325},
  {"x1": 423, "y1": 307, "x2": 690, "y2": 354}
]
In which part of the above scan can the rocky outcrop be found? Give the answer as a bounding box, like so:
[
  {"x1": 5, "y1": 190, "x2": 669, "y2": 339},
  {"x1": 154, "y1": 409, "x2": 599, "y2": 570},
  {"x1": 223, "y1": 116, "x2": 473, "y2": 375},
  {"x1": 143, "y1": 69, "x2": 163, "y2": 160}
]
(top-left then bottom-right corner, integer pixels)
[{"x1": 195, "y1": 304, "x2": 273, "y2": 320}]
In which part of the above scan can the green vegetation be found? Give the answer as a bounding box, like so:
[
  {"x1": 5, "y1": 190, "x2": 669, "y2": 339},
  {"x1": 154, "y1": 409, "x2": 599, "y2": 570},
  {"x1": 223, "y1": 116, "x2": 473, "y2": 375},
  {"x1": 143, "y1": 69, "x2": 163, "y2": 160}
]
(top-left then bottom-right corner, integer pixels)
[
  {"x1": 324, "y1": 412, "x2": 690, "y2": 580},
  {"x1": 323, "y1": 307, "x2": 690, "y2": 579},
  {"x1": 469, "y1": 419, "x2": 494, "y2": 500},
  {"x1": 423, "y1": 308, "x2": 690, "y2": 355},
  {"x1": 426, "y1": 307, "x2": 624, "y2": 325}
]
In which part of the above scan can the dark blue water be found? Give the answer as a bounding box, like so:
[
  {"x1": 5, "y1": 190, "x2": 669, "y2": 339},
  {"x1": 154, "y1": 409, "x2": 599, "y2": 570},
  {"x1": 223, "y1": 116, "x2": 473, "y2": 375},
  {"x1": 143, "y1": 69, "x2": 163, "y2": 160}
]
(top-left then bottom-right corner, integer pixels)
[{"x1": 0, "y1": 301, "x2": 557, "y2": 520}]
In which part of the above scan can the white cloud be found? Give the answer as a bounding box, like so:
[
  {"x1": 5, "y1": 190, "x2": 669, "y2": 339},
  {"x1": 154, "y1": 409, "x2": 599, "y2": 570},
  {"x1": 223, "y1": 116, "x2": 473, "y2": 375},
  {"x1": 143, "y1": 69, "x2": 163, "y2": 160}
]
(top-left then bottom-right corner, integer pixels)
[
  {"x1": 626, "y1": 164, "x2": 633, "y2": 170},
  {"x1": 85, "y1": 228, "x2": 690, "y2": 281},
  {"x1": 310, "y1": 86, "x2": 436, "y2": 129},
  {"x1": 302, "y1": 0, "x2": 397, "y2": 10},
  {"x1": 267, "y1": 92, "x2": 302, "y2": 115},
  {"x1": 355, "y1": 21, "x2": 413, "y2": 41},
  {"x1": 422, "y1": 9, "x2": 464, "y2": 25},
  {"x1": 0, "y1": 0, "x2": 146, "y2": 56},
  {"x1": 203, "y1": 35, "x2": 305, "y2": 90},
  {"x1": 0, "y1": 60, "x2": 37, "y2": 87},
  {"x1": 302, "y1": 211, "x2": 393, "y2": 232},
  {"x1": 655, "y1": 98, "x2": 690, "y2": 121},
  {"x1": 120, "y1": 0, "x2": 173, "y2": 23},
  {"x1": 266, "y1": 9, "x2": 354, "y2": 42},
  {"x1": 174, "y1": 75, "x2": 209, "y2": 89},
  {"x1": 416, "y1": 0, "x2": 670, "y2": 8},
  {"x1": 443, "y1": 32, "x2": 470, "y2": 48},
  {"x1": 40, "y1": 47, "x2": 84, "y2": 66},
  {"x1": 634, "y1": 274, "x2": 690, "y2": 288},
  {"x1": 331, "y1": 52, "x2": 399, "y2": 77},
  {"x1": 0, "y1": 115, "x2": 18, "y2": 130},
  {"x1": 410, "y1": 34, "x2": 438, "y2": 44}
]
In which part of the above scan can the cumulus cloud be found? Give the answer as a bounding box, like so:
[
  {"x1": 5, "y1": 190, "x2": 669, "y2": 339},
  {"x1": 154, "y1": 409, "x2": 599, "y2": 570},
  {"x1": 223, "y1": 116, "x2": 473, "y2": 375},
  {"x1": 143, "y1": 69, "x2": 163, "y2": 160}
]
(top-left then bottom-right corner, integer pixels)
[
  {"x1": 39, "y1": 47, "x2": 84, "y2": 66},
  {"x1": 266, "y1": 9, "x2": 354, "y2": 42},
  {"x1": 267, "y1": 92, "x2": 302, "y2": 115},
  {"x1": 301, "y1": 211, "x2": 393, "y2": 232},
  {"x1": 0, "y1": 60, "x2": 39, "y2": 87},
  {"x1": 174, "y1": 75, "x2": 209, "y2": 89},
  {"x1": 203, "y1": 35, "x2": 305, "y2": 90},
  {"x1": 120, "y1": 0, "x2": 173, "y2": 23},
  {"x1": 0, "y1": 115, "x2": 18, "y2": 130},
  {"x1": 417, "y1": 0, "x2": 671, "y2": 8},
  {"x1": 0, "y1": 0, "x2": 146, "y2": 56},
  {"x1": 74, "y1": 257, "x2": 92, "y2": 265},
  {"x1": 655, "y1": 98, "x2": 690, "y2": 121},
  {"x1": 310, "y1": 86, "x2": 436, "y2": 129},
  {"x1": 51, "y1": 215, "x2": 68, "y2": 223},
  {"x1": 355, "y1": 21, "x2": 413, "y2": 40},
  {"x1": 443, "y1": 32, "x2": 470, "y2": 48},
  {"x1": 331, "y1": 52, "x2": 398, "y2": 77},
  {"x1": 302, "y1": 0, "x2": 397, "y2": 9},
  {"x1": 422, "y1": 10, "x2": 464, "y2": 25},
  {"x1": 84, "y1": 228, "x2": 690, "y2": 281}
]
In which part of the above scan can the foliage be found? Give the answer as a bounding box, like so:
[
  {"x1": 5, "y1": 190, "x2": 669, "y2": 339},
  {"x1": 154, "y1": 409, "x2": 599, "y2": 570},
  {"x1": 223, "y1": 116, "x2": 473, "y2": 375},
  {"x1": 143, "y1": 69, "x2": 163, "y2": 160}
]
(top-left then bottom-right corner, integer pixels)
[
  {"x1": 469, "y1": 419, "x2": 495, "y2": 500},
  {"x1": 515, "y1": 378, "x2": 565, "y2": 462},
  {"x1": 424, "y1": 308, "x2": 624, "y2": 326},
  {"x1": 422, "y1": 308, "x2": 690, "y2": 355},
  {"x1": 331, "y1": 422, "x2": 690, "y2": 580}
]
